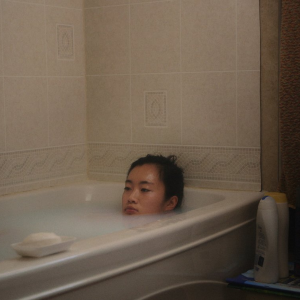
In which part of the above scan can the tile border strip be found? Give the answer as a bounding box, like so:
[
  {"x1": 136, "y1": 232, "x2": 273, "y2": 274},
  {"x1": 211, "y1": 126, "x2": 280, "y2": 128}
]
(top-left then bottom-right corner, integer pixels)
[
  {"x1": 88, "y1": 143, "x2": 261, "y2": 190},
  {"x1": 0, "y1": 144, "x2": 87, "y2": 187},
  {"x1": 0, "y1": 143, "x2": 261, "y2": 193}
]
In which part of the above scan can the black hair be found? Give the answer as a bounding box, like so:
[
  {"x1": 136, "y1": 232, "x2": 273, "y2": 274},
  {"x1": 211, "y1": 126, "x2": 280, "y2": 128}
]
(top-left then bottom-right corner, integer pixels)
[{"x1": 127, "y1": 154, "x2": 184, "y2": 209}]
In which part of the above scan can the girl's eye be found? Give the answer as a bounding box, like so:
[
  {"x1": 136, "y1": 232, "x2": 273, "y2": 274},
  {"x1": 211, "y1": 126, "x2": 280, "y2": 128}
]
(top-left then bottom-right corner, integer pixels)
[
  {"x1": 124, "y1": 187, "x2": 131, "y2": 191},
  {"x1": 141, "y1": 188, "x2": 150, "y2": 192}
]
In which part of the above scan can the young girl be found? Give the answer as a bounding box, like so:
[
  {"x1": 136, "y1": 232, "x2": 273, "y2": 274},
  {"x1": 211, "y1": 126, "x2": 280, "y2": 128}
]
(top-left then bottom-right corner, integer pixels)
[{"x1": 122, "y1": 155, "x2": 184, "y2": 215}]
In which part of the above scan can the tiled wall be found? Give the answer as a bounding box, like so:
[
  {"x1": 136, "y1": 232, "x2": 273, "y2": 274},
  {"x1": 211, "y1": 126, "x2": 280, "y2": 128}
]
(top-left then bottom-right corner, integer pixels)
[
  {"x1": 85, "y1": 0, "x2": 261, "y2": 191},
  {"x1": 0, "y1": 0, "x2": 87, "y2": 196},
  {"x1": 0, "y1": 0, "x2": 261, "y2": 196}
]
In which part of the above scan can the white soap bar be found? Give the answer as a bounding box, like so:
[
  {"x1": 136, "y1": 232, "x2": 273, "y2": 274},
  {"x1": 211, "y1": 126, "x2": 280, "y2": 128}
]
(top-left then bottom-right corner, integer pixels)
[{"x1": 22, "y1": 232, "x2": 62, "y2": 247}]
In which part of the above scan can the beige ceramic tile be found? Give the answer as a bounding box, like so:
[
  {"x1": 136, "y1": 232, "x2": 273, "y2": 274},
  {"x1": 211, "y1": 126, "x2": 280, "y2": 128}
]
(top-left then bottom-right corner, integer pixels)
[
  {"x1": 131, "y1": 74, "x2": 181, "y2": 144},
  {"x1": 46, "y1": 6, "x2": 85, "y2": 76},
  {"x1": 85, "y1": 5, "x2": 130, "y2": 75},
  {"x1": 0, "y1": 78, "x2": 4, "y2": 152},
  {"x1": 237, "y1": 71, "x2": 260, "y2": 147},
  {"x1": 48, "y1": 77, "x2": 86, "y2": 146},
  {"x1": 130, "y1": 0, "x2": 180, "y2": 74},
  {"x1": 2, "y1": 1, "x2": 47, "y2": 76},
  {"x1": 6, "y1": 0, "x2": 45, "y2": 4},
  {"x1": 88, "y1": 173, "x2": 125, "y2": 183},
  {"x1": 0, "y1": 1, "x2": 3, "y2": 76},
  {"x1": 181, "y1": 0, "x2": 236, "y2": 72},
  {"x1": 237, "y1": 0, "x2": 260, "y2": 70},
  {"x1": 45, "y1": 0, "x2": 83, "y2": 9},
  {"x1": 0, "y1": 0, "x2": 3, "y2": 129},
  {"x1": 182, "y1": 72, "x2": 236, "y2": 146},
  {"x1": 87, "y1": 75, "x2": 131, "y2": 143},
  {"x1": 84, "y1": 0, "x2": 129, "y2": 7},
  {"x1": 4, "y1": 77, "x2": 48, "y2": 151}
]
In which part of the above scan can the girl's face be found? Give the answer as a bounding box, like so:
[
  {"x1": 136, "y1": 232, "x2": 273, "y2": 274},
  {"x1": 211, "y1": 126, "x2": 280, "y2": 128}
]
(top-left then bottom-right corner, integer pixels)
[{"x1": 122, "y1": 164, "x2": 177, "y2": 215}]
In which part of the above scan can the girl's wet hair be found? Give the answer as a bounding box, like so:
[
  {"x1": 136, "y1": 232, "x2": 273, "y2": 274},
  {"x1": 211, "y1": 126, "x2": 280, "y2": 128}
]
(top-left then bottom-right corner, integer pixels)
[{"x1": 127, "y1": 154, "x2": 184, "y2": 209}]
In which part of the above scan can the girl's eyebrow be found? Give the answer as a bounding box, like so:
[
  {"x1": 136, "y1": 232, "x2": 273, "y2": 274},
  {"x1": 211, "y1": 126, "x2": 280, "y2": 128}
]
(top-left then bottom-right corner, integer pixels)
[
  {"x1": 139, "y1": 181, "x2": 154, "y2": 185},
  {"x1": 125, "y1": 179, "x2": 154, "y2": 185}
]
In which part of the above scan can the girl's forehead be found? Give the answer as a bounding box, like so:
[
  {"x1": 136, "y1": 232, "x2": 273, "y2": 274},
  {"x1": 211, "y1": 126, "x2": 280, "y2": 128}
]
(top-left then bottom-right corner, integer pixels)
[
  {"x1": 127, "y1": 164, "x2": 162, "y2": 182},
  {"x1": 129, "y1": 164, "x2": 158, "y2": 175}
]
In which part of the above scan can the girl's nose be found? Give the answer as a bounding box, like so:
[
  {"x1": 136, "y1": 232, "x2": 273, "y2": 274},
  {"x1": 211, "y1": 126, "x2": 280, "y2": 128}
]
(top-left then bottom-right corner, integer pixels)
[{"x1": 128, "y1": 189, "x2": 138, "y2": 203}]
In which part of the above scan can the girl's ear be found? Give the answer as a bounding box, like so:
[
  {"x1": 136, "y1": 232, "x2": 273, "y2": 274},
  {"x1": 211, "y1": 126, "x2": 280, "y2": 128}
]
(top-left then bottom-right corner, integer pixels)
[{"x1": 164, "y1": 196, "x2": 178, "y2": 211}]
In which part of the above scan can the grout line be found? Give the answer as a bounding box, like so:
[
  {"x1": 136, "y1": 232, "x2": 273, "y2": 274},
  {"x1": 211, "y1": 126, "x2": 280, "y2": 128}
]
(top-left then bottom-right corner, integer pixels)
[
  {"x1": 1, "y1": 77, "x2": 5, "y2": 152},
  {"x1": 4, "y1": 0, "x2": 45, "y2": 6},
  {"x1": 85, "y1": 70, "x2": 260, "y2": 77},
  {"x1": 130, "y1": 0, "x2": 175, "y2": 5},
  {"x1": 87, "y1": 141, "x2": 261, "y2": 150},
  {"x1": 179, "y1": 0, "x2": 183, "y2": 145},
  {"x1": 7, "y1": 0, "x2": 83, "y2": 11},
  {"x1": 43, "y1": 4, "x2": 50, "y2": 148},
  {"x1": 0, "y1": 143, "x2": 87, "y2": 155},
  {"x1": 0, "y1": 1, "x2": 3, "y2": 75},
  {"x1": 84, "y1": 4, "x2": 129, "y2": 10},
  {"x1": 235, "y1": 0, "x2": 238, "y2": 147},
  {"x1": 129, "y1": 4, "x2": 133, "y2": 143},
  {"x1": 83, "y1": 5, "x2": 89, "y2": 148},
  {"x1": 44, "y1": 6, "x2": 83, "y2": 11},
  {"x1": 2, "y1": 75, "x2": 86, "y2": 78},
  {"x1": 84, "y1": 0, "x2": 174, "y2": 10},
  {"x1": 0, "y1": 1, "x2": 6, "y2": 152}
]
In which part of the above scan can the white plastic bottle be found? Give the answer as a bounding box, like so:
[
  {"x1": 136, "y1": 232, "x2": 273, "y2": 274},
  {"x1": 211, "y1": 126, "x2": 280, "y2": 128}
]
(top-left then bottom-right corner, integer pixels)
[
  {"x1": 265, "y1": 192, "x2": 289, "y2": 279},
  {"x1": 254, "y1": 196, "x2": 279, "y2": 283}
]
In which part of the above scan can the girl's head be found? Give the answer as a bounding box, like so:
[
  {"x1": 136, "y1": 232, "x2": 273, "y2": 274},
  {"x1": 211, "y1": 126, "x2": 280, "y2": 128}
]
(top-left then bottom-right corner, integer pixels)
[{"x1": 122, "y1": 155, "x2": 184, "y2": 215}]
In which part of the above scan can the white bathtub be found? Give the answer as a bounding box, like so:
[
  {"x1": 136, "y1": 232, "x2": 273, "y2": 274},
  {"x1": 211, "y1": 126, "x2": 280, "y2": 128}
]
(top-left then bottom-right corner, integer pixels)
[{"x1": 0, "y1": 181, "x2": 263, "y2": 300}]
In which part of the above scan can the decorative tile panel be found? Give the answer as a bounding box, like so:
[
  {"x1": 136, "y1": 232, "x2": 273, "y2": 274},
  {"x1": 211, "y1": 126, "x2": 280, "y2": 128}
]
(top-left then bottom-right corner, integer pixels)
[
  {"x1": 0, "y1": 145, "x2": 87, "y2": 187},
  {"x1": 57, "y1": 24, "x2": 74, "y2": 60},
  {"x1": 88, "y1": 143, "x2": 261, "y2": 190},
  {"x1": 145, "y1": 91, "x2": 167, "y2": 127}
]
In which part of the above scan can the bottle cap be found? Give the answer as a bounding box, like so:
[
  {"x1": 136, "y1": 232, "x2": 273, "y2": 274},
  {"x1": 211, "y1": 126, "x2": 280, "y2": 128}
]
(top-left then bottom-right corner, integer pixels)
[{"x1": 264, "y1": 192, "x2": 287, "y2": 203}]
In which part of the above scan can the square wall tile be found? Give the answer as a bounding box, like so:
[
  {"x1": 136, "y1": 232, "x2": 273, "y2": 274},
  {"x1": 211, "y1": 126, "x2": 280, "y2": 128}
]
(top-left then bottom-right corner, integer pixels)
[
  {"x1": 131, "y1": 74, "x2": 181, "y2": 144},
  {"x1": 182, "y1": 72, "x2": 236, "y2": 146},
  {"x1": 2, "y1": 1, "x2": 47, "y2": 76},
  {"x1": 181, "y1": 0, "x2": 236, "y2": 72},
  {"x1": 237, "y1": 0, "x2": 260, "y2": 70},
  {"x1": 130, "y1": 0, "x2": 180, "y2": 74},
  {"x1": 84, "y1": 0, "x2": 129, "y2": 7},
  {"x1": 45, "y1": 0, "x2": 83, "y2": 9},
  {"x1": 4, "y1": 77, "x2": 48, "y2": 151},
  {"x1": 87, "y1": 75, "x2": 131, "y2": 142},
  {"x1": 0, "y1": 78, "x2": 4, "y2": 152},
  {"x1": 6, "y1": 0, "x2": 45, "y2": 4},
  {"x1": 0, "y1": 2, "x2": 3, "y2": 76},
  {"x1": 237, "y1": 71, "x2": 260, "y2": 147},
  {"x1": 46, "y1": 6, "x2": 85, "y2": 76},
  {"x1": 85, "y1": 5, "x2": 130, "y2": 75},
  {"x1": 48, "y1": 77, "x2": 86, "y2": 146}
]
